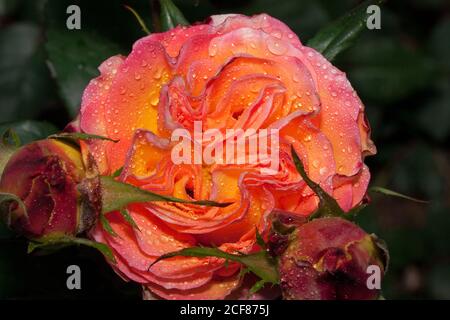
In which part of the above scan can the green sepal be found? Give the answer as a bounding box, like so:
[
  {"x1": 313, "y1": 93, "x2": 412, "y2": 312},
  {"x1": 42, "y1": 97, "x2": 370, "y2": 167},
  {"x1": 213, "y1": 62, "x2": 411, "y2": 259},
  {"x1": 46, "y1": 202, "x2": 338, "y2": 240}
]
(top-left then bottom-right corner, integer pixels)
[
  {"x1": 0, "y1": 192, "x2": 28, "y2": 226},
  {"x1": 291, "y1": 146, "x2": 348, "y2": 221},
  {"x1": 27, "y1": 234, "x2": 116, "y2": 264},
  {"x1": 100, "y1": 175, "x2": 231, "y2": 214},
  {"x1": 48, "y1": 132, "x2": 119, "y2": 145},
  {"x1": 100, "y1": 213, "x2": 119, "y2": 237},
  {"x1": 150, "y1": 246, "x2": 279, "y2": 287}
]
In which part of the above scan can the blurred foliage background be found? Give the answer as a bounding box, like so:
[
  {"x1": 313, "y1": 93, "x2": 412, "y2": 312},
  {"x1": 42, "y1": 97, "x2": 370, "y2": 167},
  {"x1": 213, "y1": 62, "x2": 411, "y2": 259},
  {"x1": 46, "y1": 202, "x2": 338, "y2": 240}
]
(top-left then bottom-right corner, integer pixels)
[{"x1": 0, "y1": 0, "x2": 449, "y2": 299}]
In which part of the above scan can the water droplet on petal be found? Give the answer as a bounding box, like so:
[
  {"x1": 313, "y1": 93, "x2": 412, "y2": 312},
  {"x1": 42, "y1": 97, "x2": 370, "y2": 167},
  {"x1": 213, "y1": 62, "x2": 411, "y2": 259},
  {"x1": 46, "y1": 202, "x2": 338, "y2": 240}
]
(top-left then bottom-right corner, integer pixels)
[
  {"x1": 267, "y1": 38, "x2": 287, "y2": 55},
  {"x1": 209, "y1": 43, "x2": 217, "y2": 57}
]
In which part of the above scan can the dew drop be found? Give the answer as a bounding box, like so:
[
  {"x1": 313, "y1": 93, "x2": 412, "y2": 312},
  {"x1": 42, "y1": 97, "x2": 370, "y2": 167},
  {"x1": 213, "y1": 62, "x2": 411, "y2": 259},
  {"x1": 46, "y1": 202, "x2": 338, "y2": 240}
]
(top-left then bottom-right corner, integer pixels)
[
  {"x1": 271, "y1": 29, "x2": 282, "y2": 39},
  {"x1": 209, "y1": 43, "x2": 218, "y2": 57},
  {"x1": 312, "y1": 160, "x2": 319, "y2": 168},
  {"x1": 267, "y1": 38, "x2": 287, "y2": 55}
]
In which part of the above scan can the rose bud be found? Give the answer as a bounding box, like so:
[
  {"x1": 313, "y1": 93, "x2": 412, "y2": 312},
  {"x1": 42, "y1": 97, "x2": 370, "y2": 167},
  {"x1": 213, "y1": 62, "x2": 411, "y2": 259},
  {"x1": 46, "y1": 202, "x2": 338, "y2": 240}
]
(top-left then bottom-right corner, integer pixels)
[
  {"x1": 279, "y1": 217, "x2": 388, "y2": 300},
  {"x1": 268, "y1": 209, "x2": 308, "y2": 257},
  {"x1": 0, "y1": 139, "x2": 100, "y2": 239}
]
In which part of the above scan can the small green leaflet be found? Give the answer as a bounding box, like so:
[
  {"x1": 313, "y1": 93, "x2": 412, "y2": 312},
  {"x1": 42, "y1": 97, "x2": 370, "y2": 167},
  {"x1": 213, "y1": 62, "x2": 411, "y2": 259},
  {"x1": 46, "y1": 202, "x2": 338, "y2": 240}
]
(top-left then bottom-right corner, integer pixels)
[
  {"x1": 28, "y1": 234, "x2": 116, "y2": 264},
  {"x1": 307, "y1": 0, "x2": 385, "y2": 61},
  {"x1": 159, "y1": 0, "x2": 189, "y2": 31},
  {"x1": 48, "y1": 132, "x2": 119, "y2": 144},
  {"x1": 369, "y1": 186, "x2": 428, "y2": 203},
  {"x1": 111, "y1": 166, "x2": 124, "y2": 178},
  {"x1": 150, "y1": 246, "x2": 279, "y2": 290},
  {"x1": 100, "y1": 175, "x2": 231, "y2": 214},
  {"x1": 100, "y1": 209, "x2": 140, "y2": 237},
  {"x1": 124, "y1": 5, "x2": 151, "y2": 35},
  {"x1": 291, "y1": 146, "x2": 348, "y2": 220},
  {"x1": 120, "y1": 208, "x2": 139, "y2": 230},
  {"x1": 100, "y1": 213, "x2": 119, "y2": 237}
]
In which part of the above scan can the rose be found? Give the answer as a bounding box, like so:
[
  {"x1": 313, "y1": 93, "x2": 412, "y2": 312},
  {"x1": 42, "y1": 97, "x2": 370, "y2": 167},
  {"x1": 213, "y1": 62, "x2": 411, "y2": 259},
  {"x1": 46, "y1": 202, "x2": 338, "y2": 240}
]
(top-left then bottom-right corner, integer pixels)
[
  {"x1": 77, "y1": 14, "x2": 376, "y2": 299},
  {"x1": 0, "y1": 140, "x2": 100, "y2": 239},
  {"x1": 279, "y1": 217, "x2": 388, "y2": 300}
]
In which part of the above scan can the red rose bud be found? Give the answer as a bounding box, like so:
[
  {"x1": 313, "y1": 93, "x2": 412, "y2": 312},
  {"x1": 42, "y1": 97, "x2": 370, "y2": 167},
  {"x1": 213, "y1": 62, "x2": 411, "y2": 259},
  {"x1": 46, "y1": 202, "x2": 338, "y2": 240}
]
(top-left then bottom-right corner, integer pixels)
[
  {"x1": 279, "y1": 217, "x2": 388, "y2": 300},
  {"x1": 0, "y1": 139, "x2": 100, "y2": 239},
  {"x1": 268, "y1": 209, "x2": 308, "y2": 257}
]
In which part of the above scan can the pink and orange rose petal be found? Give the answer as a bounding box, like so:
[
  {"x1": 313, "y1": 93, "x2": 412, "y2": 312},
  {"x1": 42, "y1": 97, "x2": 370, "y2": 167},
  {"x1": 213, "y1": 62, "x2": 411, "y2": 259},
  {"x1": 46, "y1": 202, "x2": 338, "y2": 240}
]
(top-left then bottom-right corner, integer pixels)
[{"x1": 78, "y1": 14, "x2": 376, "y2": 299}]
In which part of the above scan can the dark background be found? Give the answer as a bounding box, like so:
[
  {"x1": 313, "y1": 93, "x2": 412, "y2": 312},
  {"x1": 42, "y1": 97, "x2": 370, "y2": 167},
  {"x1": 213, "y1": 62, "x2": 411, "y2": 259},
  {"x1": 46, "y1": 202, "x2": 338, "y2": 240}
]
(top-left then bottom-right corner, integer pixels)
[{"x1": 0, "y1": 0, "x2": 449, "y2": 299}]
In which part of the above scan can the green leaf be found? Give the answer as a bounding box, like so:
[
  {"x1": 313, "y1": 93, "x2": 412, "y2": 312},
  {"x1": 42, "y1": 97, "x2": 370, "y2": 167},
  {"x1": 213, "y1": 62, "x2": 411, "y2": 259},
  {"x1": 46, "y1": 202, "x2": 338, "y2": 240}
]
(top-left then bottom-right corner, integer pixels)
[
  {"x1": 249, "y1": 279, "x2": 267, "y2": 296},
  {"x1": 124, "y1": 5, "x2": 151, "y2": 35},
  {"x1": 27, "y1": 234, "x2": 116, "y2": 264},
  {"x1": 150, "y1": 246, "x2": 279, "y2": 285},
  {"x1": 111, "y1": 166, "x2": 124, "y2": 178},
  {"x1": 48, "y1": 132, "x2": 119, "y2": 144},
  {"x1": 307, "y1": 0, "x2": 385, "y2": 61},
  {"x1": 345, "y1": 38, "x2": 434, "y2": 103},
  {"x1": 120, "y1": 208, "x2": 139, "y2": 230},
  {"x1": 369, "y1": 186, "x2": 428, "y2": 204},
  {"x1": 100, "y1": 176, "x2": 231, "y2": 214},
  {"x1": 0, "y1": 121, "x2": 58, "y2": 145},
  {"x1": 45, "y1": 1, "x2": 123, "y2": 117},
  {"x1": 291, "y1": 146, "x2": 347, "y2": 220},
  {"x1": 255, "y1": 228, "x2": 266, "y2": 249},
  {"x1": 0, "y1": 23, "x2": 55, "y2": 122},
  {"x1": 100, "y1": 214, "x2": 118, "y2": 237},
  {"x1": 159, "y1": 0, "x2": 189, "y2": 31}
]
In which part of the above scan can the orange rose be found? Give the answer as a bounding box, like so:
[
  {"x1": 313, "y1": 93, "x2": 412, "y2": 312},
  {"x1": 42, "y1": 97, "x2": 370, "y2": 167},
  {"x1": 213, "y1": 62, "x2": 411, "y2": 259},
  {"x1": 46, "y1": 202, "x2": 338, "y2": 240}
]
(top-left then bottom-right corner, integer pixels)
[{"x1": 77, "y1": 14, "x2": 375, "y2": 299}]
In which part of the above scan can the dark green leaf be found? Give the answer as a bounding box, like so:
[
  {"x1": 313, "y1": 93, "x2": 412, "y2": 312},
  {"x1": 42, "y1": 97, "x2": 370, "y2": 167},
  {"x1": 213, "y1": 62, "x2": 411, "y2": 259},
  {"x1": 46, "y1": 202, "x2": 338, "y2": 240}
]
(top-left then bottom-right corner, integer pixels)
[
  {"x1": 370, "y1": 186, "x2": 428, "y2": 203},
  {"x1": 307, "y1": 0, "x2": 385, "y2": 61},
  {"x1": 345, "y1": 38, "x2": 434, "y2": 103},
  {"x1": 0, "y1": 23, "x2": 55, "y2": 122},
  {"x1": 150, "y1": 246, "x2": 279, "y2": 285},
  {"x1": 159, "y1": 0, "x2": 189, "y2": 31},
  {"x1": 100, "y1": 176, "x2": 231, "y2": 214},
  {"x1": 27, "y1": 234, "x2": 116, "y2": 264},
  {"x1": 45, "y1": 1, "x2": 123, "y2": 117},
  {"x1": 0, "y1": 120, "x2": 58, "y2": 144}
]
